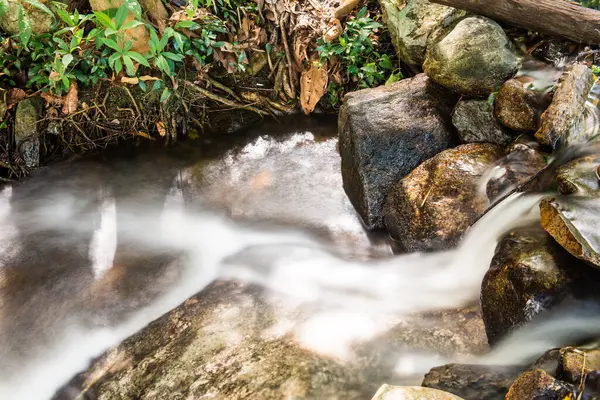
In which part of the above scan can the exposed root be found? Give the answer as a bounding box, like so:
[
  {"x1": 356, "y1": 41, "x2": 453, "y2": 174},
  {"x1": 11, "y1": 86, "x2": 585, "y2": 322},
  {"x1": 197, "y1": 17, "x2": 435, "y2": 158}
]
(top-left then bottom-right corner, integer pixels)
[{"x1": 184, "y1": 81, "x2": 270, "y2": 117}]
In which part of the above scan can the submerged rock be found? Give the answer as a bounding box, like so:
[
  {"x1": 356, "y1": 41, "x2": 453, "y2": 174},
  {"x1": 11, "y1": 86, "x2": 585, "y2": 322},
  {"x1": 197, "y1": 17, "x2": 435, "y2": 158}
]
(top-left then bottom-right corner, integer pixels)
[
  {"x1": 371, "y1": 384, "x2": 464, "y2": 400},
  {"x1": 485, "y1": 136, "x2": 547, "y2": 203},
  {"x1": 535, "y1": 64, "x2": 596, "y2": 148},
  {"x1": 339, "y1": 73, "x2": 456, "y2": 229},
  {"x1": 423, "y1": 16, "x2": 520, "y2": 97},
  {"x1": 555, "y1": 156, "x2": 600, "y2": 194},
  {"x1": 14, "y1": 98, "x2": 40, "y2": 168},
  {"x1": 505, "y1": 369, "x2": 575, "y2": 399},
  {"x1": 495, "y1": 79, "x2": 544, "y2": 132},
  {"x1": 481, "y1": 227, "x2": 600, "y2": 344},
  {"x1": 380, "y1": 0, "x2": 464, "y2": 67},
  {"x1": 452, "y1": 99, "x2": 512, "y2": 146},
  {"x1": 384, "y1": 143, "x2": 503, "y2": 252},
  {"x1": 422, "y1": 364, "x2": 524, "y2": 400},
  {"x1": 540, "y1": 195, "x2": 600, "y2": 268}
]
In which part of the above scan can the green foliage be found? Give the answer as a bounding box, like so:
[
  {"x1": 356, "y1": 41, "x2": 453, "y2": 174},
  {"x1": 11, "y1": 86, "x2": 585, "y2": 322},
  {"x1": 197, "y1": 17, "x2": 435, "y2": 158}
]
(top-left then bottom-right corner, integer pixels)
[{"x1": 577, "y1": 0, "x2": 600, "y2": 10}]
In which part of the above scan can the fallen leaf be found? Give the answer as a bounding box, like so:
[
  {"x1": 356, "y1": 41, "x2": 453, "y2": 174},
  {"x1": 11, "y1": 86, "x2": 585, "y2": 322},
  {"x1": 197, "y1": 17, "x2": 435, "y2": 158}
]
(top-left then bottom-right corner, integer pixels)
[
  {"x1": 121, "y1": 76, "x2": 139, "y2": 85},
  {"x1": 7, "y1": 88, "x2": 26, "y2": 108},
  {"x1": 82, "y1": 102, "x2": 89, "y2": 109},
  {"x1": 41, "y1": 92, "x2": 64, "y2": 107},
  {"x1": 129, "y1": 131, "x2": 154, "y2": 140},
  {"x1": 140, "y1": 75, "x2": 160, "y2": 81},
  {"x1": 62, "y1": 82, "x2": 78, "y2": 115},
  {"x1": 300, "y1": 62, "x2": 328, "y2": 115},
  {"x1": 335, "y1": 0, "x2": 360, "y2": 18},
  {"x1": 324, "y1": 19, "x2": 342, "y2": 42},
  {"x1": 156, "y1": 121, "x2": 167, "y2": 136}
]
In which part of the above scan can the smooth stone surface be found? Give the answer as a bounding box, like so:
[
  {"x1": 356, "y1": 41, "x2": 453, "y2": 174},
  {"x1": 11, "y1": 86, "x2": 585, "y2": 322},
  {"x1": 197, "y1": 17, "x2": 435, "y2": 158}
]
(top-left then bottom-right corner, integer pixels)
[
  {"x1": 540, "y1": 195, "x2": 600, "y2": 268},
  {"x1": 452, "y1": 99, "x2": 512, "y2": 146},
  {"x1": 535, "y1": 64, "x2": 596, "y2": 148},
  {"x1": 371, "y1": 384, "x2": 464, "y2": 400},
  {"x1": 339, "y1": 73, "x2": 456, "y2": 229},
  {"x1": 505, "y1": 369, "x2": 575, "y2": 399},
  {"x1": 422, "y1": 363, "x2": 524, "y2": 400},
  {"x1": 423, "y1": 16, "x2": 520, "y2": 97},
  {"x1": 14, "y1": 98, "x2": 40, "y2": 168},
  {"x1": 380, "y1": 0, "x2": 465, "y2": 67},
  {"x1": 495, "y1": 79, "x2": 543, "y2": 132},
  {"x1": 481, "y1": 226, "x2": 600, "y2": 344},
  {"x1": 555, "y1": 156, "x2": 600, "y2": 194},
  {"x1": 384, "y1": 143, "x2": 503, "y2": 252}
]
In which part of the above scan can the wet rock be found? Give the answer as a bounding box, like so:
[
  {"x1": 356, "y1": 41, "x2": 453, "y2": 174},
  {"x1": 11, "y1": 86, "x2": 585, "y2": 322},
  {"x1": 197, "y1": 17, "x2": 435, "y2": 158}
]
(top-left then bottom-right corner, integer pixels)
[
  {"x1": 422, "y1": 364, "x2": 524, "y2": 400},
  {"x1": 532, "y1": 40, "x2": 580, "y2": 64},
  {"x1": 0, "y1": 0, "x2": 53, "y2": 35},
  {"x1": 485, "y1": 137, "x2": 547, "y2": 203},
  {"x1": 559, "y1": 347, "x2": 600, "y2": 383},
  {"x1": 535, "y1": 64, "x2": 596, "y2": 148},
  {"x1": 452, "y1": 99, "x2": 512, "y2": 146},
  {"x1": 371, "y1": 384, "x2": 464, "y2": 400},
  {"x1": 505, "y1": 369, "x2": 575, "y2": 399},
  {"x1": 533, "y1": 348, "x2": 561, "y2": 377},
  {"x1": 481, "y1": 226, "x2": 600, "y2": 344},
  {"x1": 383, "y1": 143, "x2": 503, "y2": 252},
  {"x1": 339, "y1": 73, "x2": 456, "y2": 229},
  {"x1": 14, "y1": 98, "x2": 40, "y2": 168},
  {"x1": 556, "y1": 156, "x2": 600, "y2": 194},
  {"x1": 380, "y1": 0, "x2": 465, "y2": 67},
  {"x1": 540, "y1": 195, "x2": 600, "y2": 268},
  {"x1": 423, "y1": 16, "x2": 520, "y2": 97},
  {"x1": 495, "y1": 79, "x2": 543, "y2": 132}
]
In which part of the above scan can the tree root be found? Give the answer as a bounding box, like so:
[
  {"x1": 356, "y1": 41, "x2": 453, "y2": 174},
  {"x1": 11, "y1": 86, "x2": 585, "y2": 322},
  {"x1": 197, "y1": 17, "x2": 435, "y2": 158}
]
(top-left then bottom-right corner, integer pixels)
[
  {"x1": 279, "y1": 13, "x2": 296, "y2": 98},
  {"x1": 184, "y1": 81, "x2": 270, "y2": 117}
]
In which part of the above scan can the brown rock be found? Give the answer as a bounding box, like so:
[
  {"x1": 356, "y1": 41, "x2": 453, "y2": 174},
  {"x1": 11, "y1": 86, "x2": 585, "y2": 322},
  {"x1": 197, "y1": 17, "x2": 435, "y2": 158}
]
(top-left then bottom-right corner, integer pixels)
[
  {"x1": 339, "y1": 74, "x2": 456, "y2": 229},
  {"x1": 559, "y1": 347, "x2": 600, "y2": 383},
  {"x1": 383, "y1": 143, "x2": 503, "y2": 252},
  {"x1": 535, "y1": 64, "x2": 596, "y2": 148},
  {"x1": 481, "y1": 226, "x2": 600, "y2": 344},
  {"x1": 556, "y1": 156, "x2": 600, "y2": 194},
  {"x1": 371, "y1": 384, "x2": 464, "y2": 400},
  {"x1": 495, "y1": 79, "x2": 545, "y2": 132},
  {"x1": 505, "y1": 369, "x2": 575, "y2": 399},
  {"x1": 540, "y1": 195, "x2": 600, "y2": 268}
]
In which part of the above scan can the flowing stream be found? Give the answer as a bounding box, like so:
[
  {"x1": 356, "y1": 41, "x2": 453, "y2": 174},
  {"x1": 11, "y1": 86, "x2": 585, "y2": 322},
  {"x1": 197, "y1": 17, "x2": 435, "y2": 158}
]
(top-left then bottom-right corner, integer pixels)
[{"x1": 1, "y1": 112, "x2": 600, "y2": 399}]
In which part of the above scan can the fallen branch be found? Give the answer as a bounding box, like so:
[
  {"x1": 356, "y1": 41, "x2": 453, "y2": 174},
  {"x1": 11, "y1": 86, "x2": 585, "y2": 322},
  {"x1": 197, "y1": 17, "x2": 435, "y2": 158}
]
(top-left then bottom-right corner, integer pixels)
[
  {"x1": 429, "y1": 0, "x2": 600, "y2": 44},
  {"x1": 279, "y1": 13, "x2": 297, "y2": 97},
  {"x1": 184, "y1": 81, "x2": 270, "y2": 116}
]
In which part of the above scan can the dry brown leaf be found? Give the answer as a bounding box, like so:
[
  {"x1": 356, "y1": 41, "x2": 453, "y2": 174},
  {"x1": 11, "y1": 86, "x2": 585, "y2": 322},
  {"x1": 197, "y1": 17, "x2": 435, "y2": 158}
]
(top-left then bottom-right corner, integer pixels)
[
  {"x1": 121, "y1": 76, "x2": 139, "y2": 85},
  {"x1": 62, "y1": 82, "x2": 78, "y2": 115},
  {"x1": 156, "y1": 121, "x2": 167, "y2": 137},
  {"x1": 335, "y1": 0, "x2": 360, "y2": 19},
  {"x1": 139, "y1": 0, "x2": 169, "y2": 33},
  {"x1": 7, "y1": 88, "x2": 26, "y2": 108},
  {"x1": 41, "y1": 92, "x2": 64, "y2": 107},
  {"x1": 324, "y1": 19, "x2": 342, "y2": 42},
  {"x1": 140, "y1": 75, "x2": 160, "y2": 81},
  {"x1": 129, "y1": 131, "x2": 153, "y2": 140},
  {"x1": 300, "y1": 62, "x2": 328, "y2": 115}
]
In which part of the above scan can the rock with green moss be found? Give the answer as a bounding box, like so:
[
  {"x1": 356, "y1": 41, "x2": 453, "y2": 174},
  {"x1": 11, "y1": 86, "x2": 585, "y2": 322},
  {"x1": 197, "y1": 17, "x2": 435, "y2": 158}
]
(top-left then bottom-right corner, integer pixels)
[
  {"x1": 14, "y1": 98, "x2": 40, "y2": 168},
  {"x1": 452, "y1": 99, "x2": 512, "y2": 146},
  {"x1": 535, "y1": 64, "x2": 596, "y2": 148},
  {"x1": 480, "y1": 226, "x2": 600, "y2": 344},
  {"x1": 423, "y1": 16, "x2": 520, "y2": 97},
  {"x1": 371, "y1": 384, "x2": 464, "y2": 400},
  {"x1": 379, "y1": 0, "x2": 465, "y2": 67},
  {"x1": 0, "y1": 0, "x2": 53, "y2": 35},
  {"x1": 383, "y1": 143, "x2": 503, "y2": 252}
]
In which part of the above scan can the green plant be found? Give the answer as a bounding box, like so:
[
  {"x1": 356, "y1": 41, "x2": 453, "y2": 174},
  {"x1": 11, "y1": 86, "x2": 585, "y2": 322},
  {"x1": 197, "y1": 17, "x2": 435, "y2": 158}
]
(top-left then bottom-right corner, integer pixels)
[{"x1": 316, "y1": 7, "x2": 396, "y2": 90}]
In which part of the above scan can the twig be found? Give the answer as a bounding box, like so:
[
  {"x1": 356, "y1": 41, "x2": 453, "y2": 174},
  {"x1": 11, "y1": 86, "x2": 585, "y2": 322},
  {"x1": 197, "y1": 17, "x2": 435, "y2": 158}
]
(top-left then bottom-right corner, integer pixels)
[
  {"x1": 123, "y1": 87, "x2": 141, "y2": 116},
  {"x1": 279, "y1": 12, "x2": 296, "y2": 97},
  {"x1": 184, "y1": 81, "x2": 269, "y2": 116},
  {"x1": 205, "y1": 76, "x2": 242, "y2": 101},
  {"x1": 69, "y1": 120, "x2": 96, "y2": 147}
]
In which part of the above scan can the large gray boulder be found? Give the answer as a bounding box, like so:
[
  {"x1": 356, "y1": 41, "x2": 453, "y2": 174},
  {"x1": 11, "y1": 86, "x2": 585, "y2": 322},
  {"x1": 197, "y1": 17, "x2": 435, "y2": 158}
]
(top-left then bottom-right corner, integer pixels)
[
  {"x1": 339, "y1": 73, "x2": 456, "y2": 229},
  {"x1": 383, "y1": 143, "x2": 503, "y2": 252},
  {"x1": 380, "y1": 0, "x2": 465, "y2": 67},
  {"x1": 423, "y1": 16, "x2": 520, "y2": 97}
]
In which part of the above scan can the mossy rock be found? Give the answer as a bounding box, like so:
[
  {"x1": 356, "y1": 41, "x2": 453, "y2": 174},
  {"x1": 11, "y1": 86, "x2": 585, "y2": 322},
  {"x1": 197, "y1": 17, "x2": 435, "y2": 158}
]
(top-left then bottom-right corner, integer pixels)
[{"x1": 0, "y1": 0, "x2": 53, "y2": 35}]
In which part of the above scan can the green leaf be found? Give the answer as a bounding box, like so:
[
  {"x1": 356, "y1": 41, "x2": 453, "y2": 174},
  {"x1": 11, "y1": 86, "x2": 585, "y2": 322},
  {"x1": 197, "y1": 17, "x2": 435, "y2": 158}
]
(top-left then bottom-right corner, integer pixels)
[
  {"x1": 55, "y1": 8, "x2": 73, "y2": 26},
  {"x1": 123, "y1": 39, "x2": 132, "y2": 52},
  {"x1": 121, "y1": 19, "x2": 143, "y2": 30},
  {"x1": 160, "y1": 87, "x2": 170, "y2": 103},
  {"x1": 126, "y1": 51, "x2": 150, "y2": 67},
  {"x1": 17, "y1": 6, "x2": 32, "y2": 47},
  {"x1": 152, "y1": 79, "x2": 162, "y2": 90},
  {"x1": 23, "y1": 0, "x2": 54, "y2": 16},
  {"x1": 0, "y1": 0, "x2": 8, "y2": 19},
  {"x1": 138, "y1": 79, "x2": 147, "y2": 92},
  {"x1": 108, "y1": 52, "x2": 120, "y2": 67},
  {"x1": 123, "y1": 0, "x2": 142, "y2": 19},
  {"x1": 175, "y1": 20, "x2": 193, "y2": 29},
  {"x1": 100, "y1": 37, "x2": 122, "y2": 52},
  {"x1": 122, "y1": 54, "x2": 135, "y2": 76},
  {"x1": 94, "y1": 11, "x2": 115, "y2": 29},
  {"x1": 114, "y1": 4, "x2": 128, "y2": 29},
  {"x1": 162, "y1": 52, "x2": 184, "y2": 62},
  {"x1": 114, "y1": 57, "x2": 122, "y2": 74},
  {"x1": 356, "y1": 6, "x2": 367, "y2": 19},
  {"x1": 62, "y1": 53, "x2": 73, "y2": 68}
]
